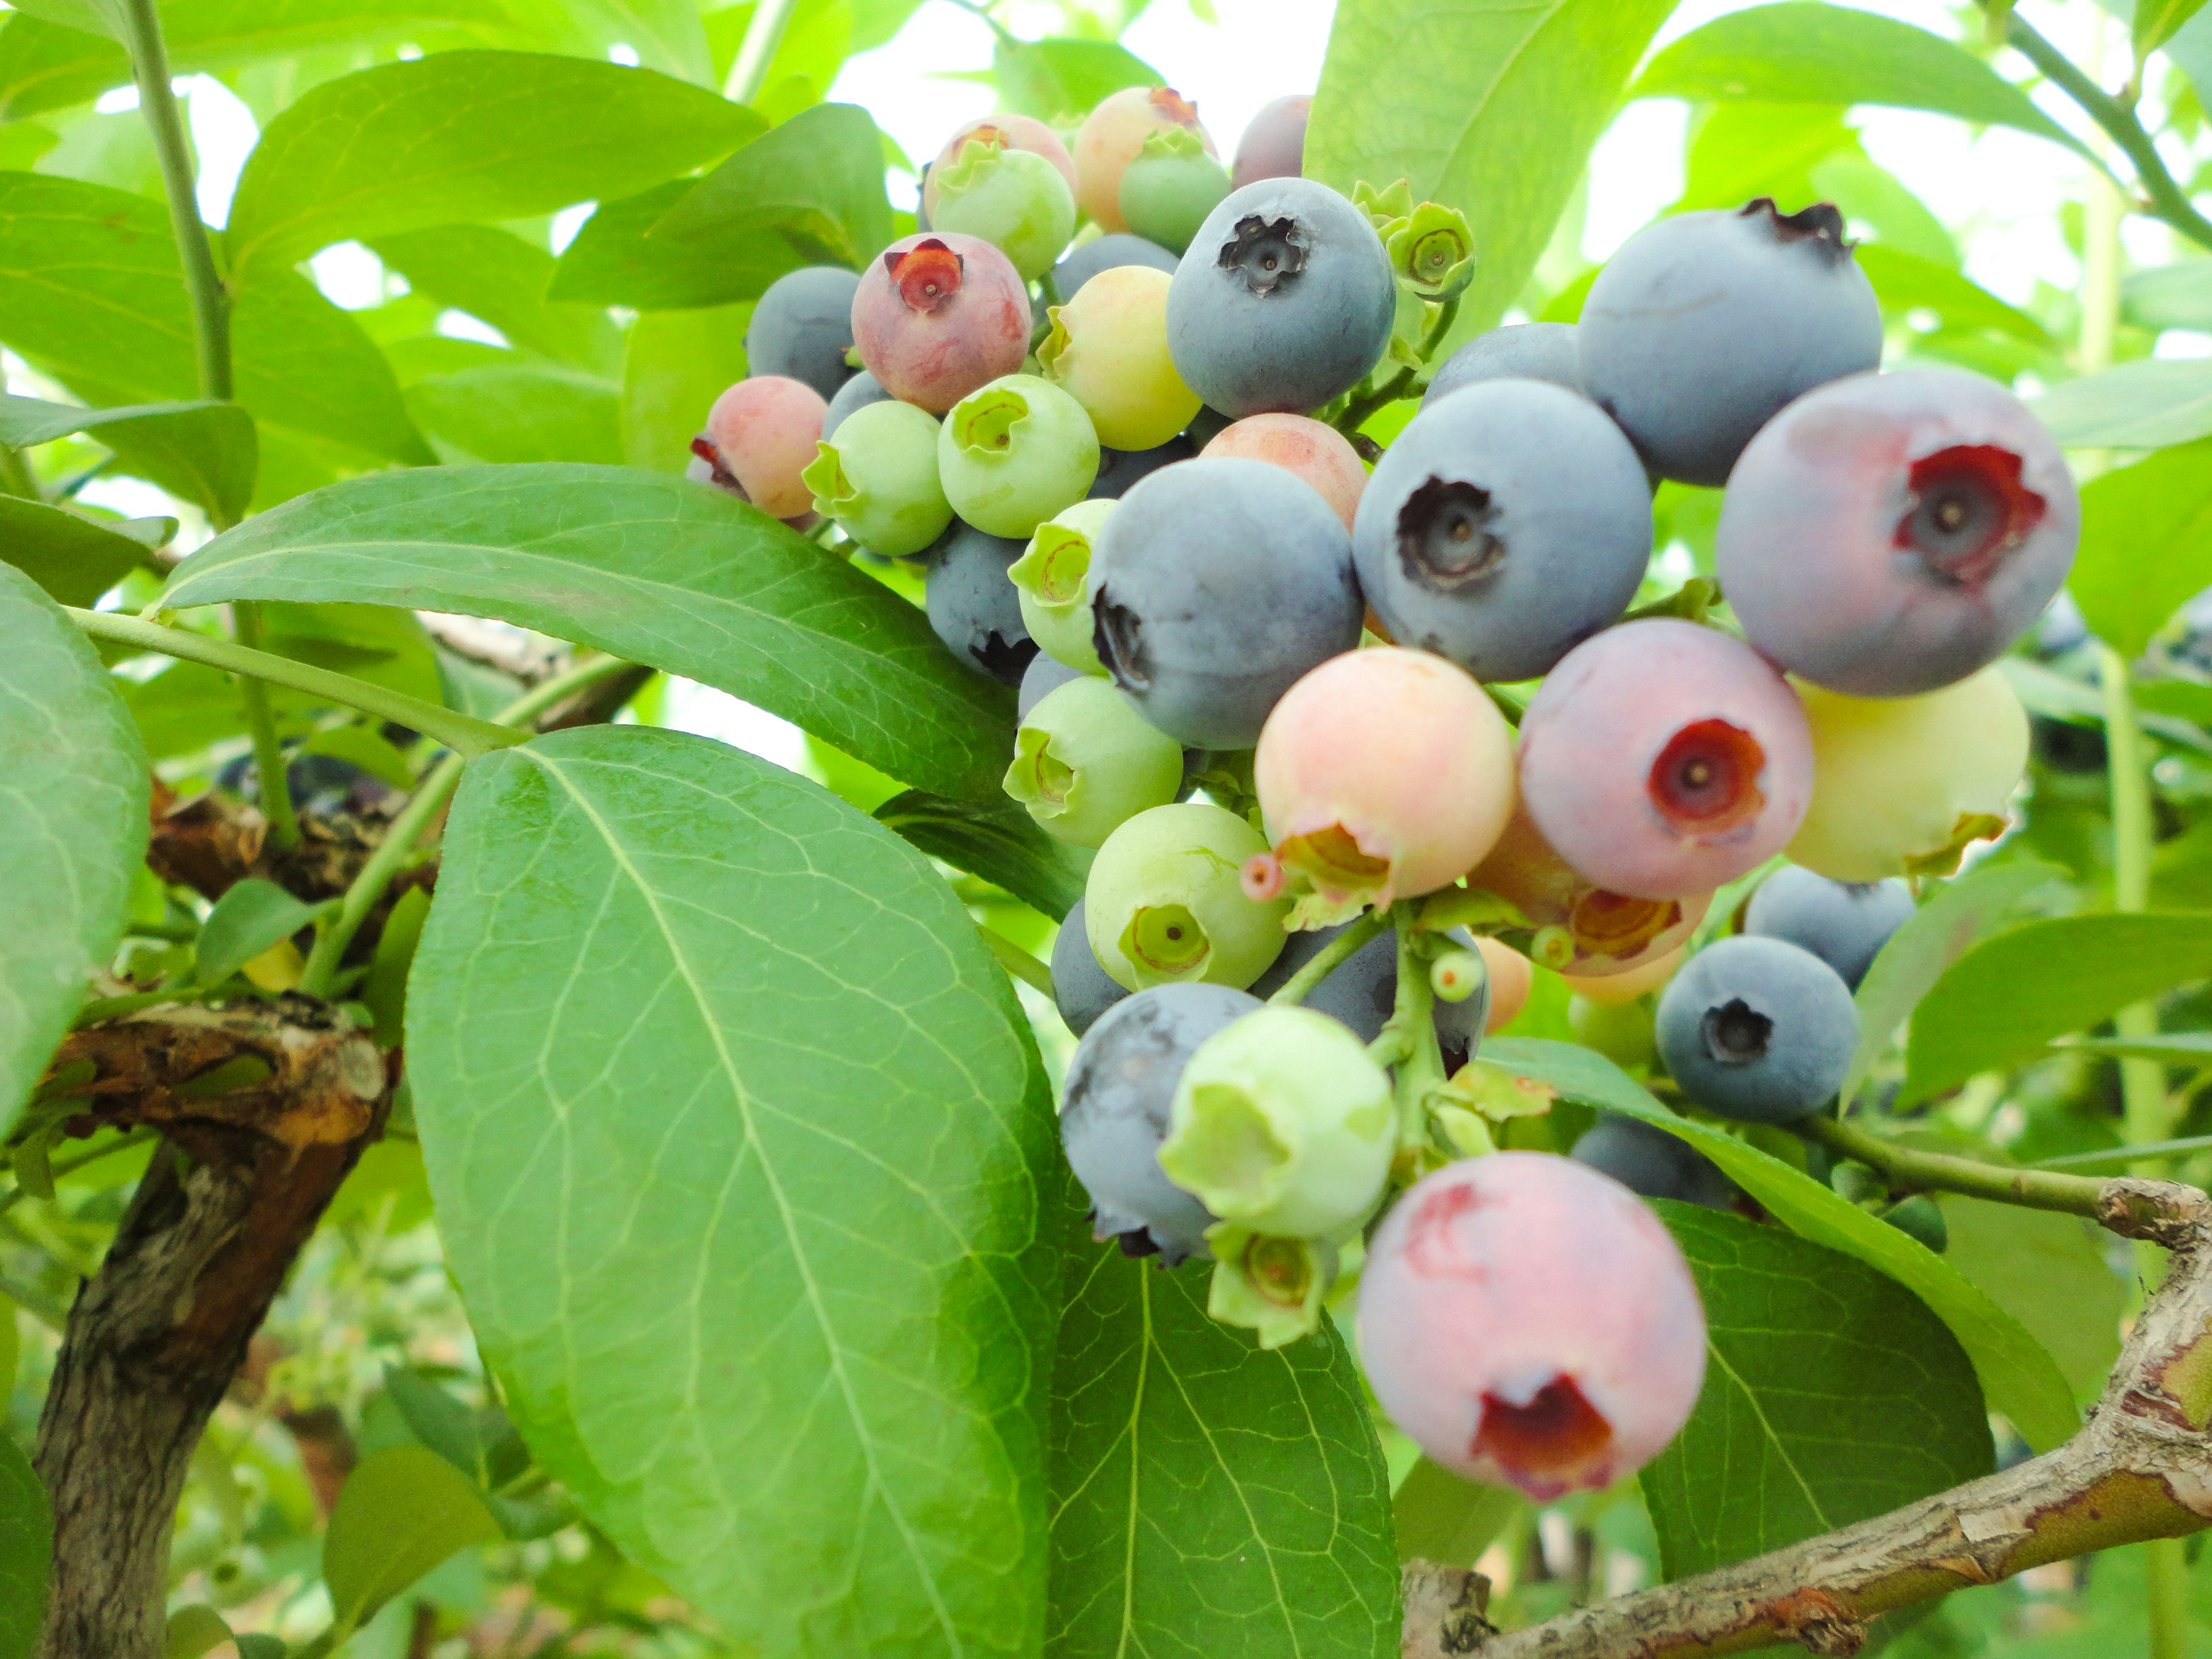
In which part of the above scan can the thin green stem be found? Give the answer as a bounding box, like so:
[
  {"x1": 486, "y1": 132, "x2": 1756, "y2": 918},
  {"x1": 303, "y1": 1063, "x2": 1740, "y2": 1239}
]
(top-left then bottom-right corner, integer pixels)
[
  {"x1": 71, "y1": 987, "x2": 216, "y2": 1028},
  {"x1": 1999, "y1": 7, "x2": 2212, "y2": 253},
  {"x1": 981, "y1": 926, "x2": 1054, "y2": 998},
  {"x1": 120, "y1": 0, "x2": 230, "y2": 402},
  {"x1": 229, "y1": 601, "x2": 301, "y2": 851},
  {"x1": 1387, "y1": 911, "x2": 1445, "y2": 1153},
  {"x1": 2033, "y1": 1134, "x2": 2212, "y2": 1172},
  {"x1": 0, "y1": 443, "x2": 39, "y2": 501},
  {"x1": 1267, "y1": 912, "x2": 1388, "y2": 1007},
  {"x1": 69, "y1": 607, "x2": 526, "y2": 760},
  {"x1": 2101, "y1": 643, "x2": 2175, "y2": 1175},
  {"x1": 296, "y1": 656, "x2": 635, "y2": 997},
  {"x1": 2149, "y1": 1536, "x2": 2192, "y2": 1659},
  {"x1": 725, "y1": 0, "x2": 803, "y2": 103},
  {"x1": 1801, "y1": 1113, "x2": 2109, "y2": 1217},
  {"x1": 1335, "y1": 366, "x2": 1415, "y2": 436}
]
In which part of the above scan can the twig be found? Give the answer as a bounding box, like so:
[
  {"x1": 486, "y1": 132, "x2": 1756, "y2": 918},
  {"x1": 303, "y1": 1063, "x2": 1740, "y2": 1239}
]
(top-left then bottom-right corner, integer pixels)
[
  {"x1": 1412, "y1": 1178, "x2": 2212, "y2": 1656},
  {"x1": 119, "y1": 0, "x2": 228, "y2": 403},
  {"x1": 1798, "y1": 1113, "x2": 2109, "y2": 1216},
  {"x1": 1999, "y1": 6, "x2": 2212, "y2": 253}
]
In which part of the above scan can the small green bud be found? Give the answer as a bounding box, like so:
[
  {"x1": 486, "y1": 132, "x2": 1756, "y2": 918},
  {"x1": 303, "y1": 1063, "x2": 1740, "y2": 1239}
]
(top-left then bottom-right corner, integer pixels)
[
  {"x1": 1160, "y1": 1006, "x2": 1395, "y2": 1238},
  {"x1": 1431, "y1": 1059, "x2": 1556, "y2": 1124},
  {"x1": 1009, "y1": 498, "x2": 1115, "y2": 673},
  {"x1": 1880, "y1": 1194, "x2": 1948, "y2": 1253},
  {"x1": 1831, "y1": 1160, "x2": 1888, "y2": 1207},
  {"x1": 1350, "y1": 177, "x2": 1414, "y2": 233},
  {"x1": 1005, "y1": 676, "x2": 1184, "y2": 849},
  {"x1": 1529, "y1": 925, "x2": 1576, "y2": 971},
  {"x1": 1385, "y1": 200, "x2": 1475, "y2": 299},
  {"x1": 1206, "y1": 1225, "x2": 1335, "y2": 1349},
  {"x1": 1430, "y1": 949, "x2": 1483, "y2": 1003}
]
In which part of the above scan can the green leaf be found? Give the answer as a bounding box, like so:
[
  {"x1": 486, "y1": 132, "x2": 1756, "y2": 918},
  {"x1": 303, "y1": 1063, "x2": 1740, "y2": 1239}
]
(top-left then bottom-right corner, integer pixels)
[
  {"x1": 405, "y1": 363, "x2": 623, "y2": 465},
  {"x1": 1855, "y1": 244, "x2": 2051, "y2": 343},
  {"x1": 991, "y1": 37, "x2": 1160, "y2": 124},
  {"x1": 361, "y1": 884, "x2": 429, "y2": 1046},
  {"x1": 1047, "y1": 1184, "x2": 1396, "y2": 1657},
  {"x1": 163, "y1": 1604, "x2": 235, "y2": 1659},
  {"x1": 619, "y1": 304, "x2": 753, "y2": 471},
  {"x1": 0, "y1": 495, "x2": 151, "y2": 608},
  {"x1": 194, "y1": 878, "x2": 325, "y2": 987},
  {"x1": 874, "y1": 790, "x2": 1090, "y2": 921},
  {"x1": 1936, "y1": 1195, "x2": 2124, "y2": 1398},
  {"x1": 1630, "y1": 3, "x2": 2088, "y2": 157},
  {"x1": 2070, "y1": 440, "x2": 2212, "y2": 658},
  {"x1": 1307, "y1": 0, "x2": 1679, "y2": 338},
  {"x1": 224, "y1": 52, "x2": 763, "y2": 279},
  {"x1": 1843, "y1": 859, "x2": 2065, "y2": 1106},
  {"x1": 1391, "y1": 1461, "x2": 1520, "y2": 1569},
  {"x1": 0, "y1": 563, "x2": 147, "y2": 1139},
  {"x1": 407, "y1": 725, "x2": 1056, "y2": 1656},
  {"x1": 2034, "y1": 360, "x2": 2212, "y2": 449},
  {"x1": 0, "y1": 395, "x2": 256, "y2": 525},
  {"x1": 1903, "y1": 913, "x2": 2212, "y2": 1104},
  {"x1": 650, "y1": 101, "x2": 892, "y2": 272},
  {"x1": 548, "y1": 178, "x2": 816, "y2": 309},
  {"x1": 365, "y1": 225, "x2": 622, "y2": 374},
  {"x1": 321, "y1": 1444, "x2": 501, "y2": 1635},
  {"x1": 3, "y1": 0, "x2": 120, "y2": 41},
  {"x1": 1481, "y1": 1038, "x2": 2080, "y2": 1451},
  {"x1": 2124, "y1": 261, "x2": 2212, "y2": 334},
  {"x1": 0, "y1": 172, "x2": 429, "y2": 469},
  {"x1": 0, "y1": 1430, "x2": 48, "y2": 1659},
  {"x1": 2138, "y1": 0, "x2": 2211, "y2": 60},
  {"x1": 161, "y1": 464, "x2": 1016, "y2": 802},
  {"x1": 2061, "y1": 1032, "x2": 2212, "y2": 1062},
  {"x1": 1640, "y1": 1202, "x2": 1994, "y2": 1578}
]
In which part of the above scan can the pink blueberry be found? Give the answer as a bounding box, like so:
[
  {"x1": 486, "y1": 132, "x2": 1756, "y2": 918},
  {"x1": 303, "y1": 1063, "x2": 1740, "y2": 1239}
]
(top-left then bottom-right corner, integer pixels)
[
  {"x1": 1358, "y1": 1153, "x2": 1706, "y2": 1501},
  {"x1": 1202, "y1": 413, "x2": 1366, "y2": 533},
  {"x1": 851, "y1": 232, "x2": 1031, "y2": 414},
  {"x1": 695, "y1": 374, "x2": 828, "y2": 521}
]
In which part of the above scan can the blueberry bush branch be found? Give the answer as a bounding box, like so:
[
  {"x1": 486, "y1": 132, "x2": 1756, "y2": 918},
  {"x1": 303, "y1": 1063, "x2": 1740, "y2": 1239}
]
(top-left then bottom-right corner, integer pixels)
[
  {"x1": 1411, "y1": 1178, "x2": 2212, "y2": 1658},
  {"x1": 1798, "y1": 1112, "x2": 2108, "y2": 1216}
]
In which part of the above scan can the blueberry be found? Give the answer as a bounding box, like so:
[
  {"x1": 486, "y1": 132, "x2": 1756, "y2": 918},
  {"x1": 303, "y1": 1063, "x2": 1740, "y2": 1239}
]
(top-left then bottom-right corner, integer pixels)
[
  {"x1": 1018, "y1": 650, "x2": 1085, "y2": 720},
  {"x1": 1060, "y1": 980, "x2": 1261, "y2": 1262},
  {"x1": 924, "y1": 520, "x2": 1036, "y2": 684},
  {"x1": 821, "y1": 368, "x2": 893, "y2": 440},
  {"x1": 1425, "y1": 323, "x2": 1584, "y2": 407},
  {"x1": 1715, "y1": 367, "x2": 2080, "y2": 697},
  {"x1": 1089, "y1": 456, "x2": 1362, "y2": 747},
  {"x1": 1655, "y1": 935, "x2": 1859, "y2": 1123},
  {"x1": 1250, "y1": 921, "x2": 1491, "y2": 1052},
  {"x1": 1052, "y1": 232, "x2": 1181, "y2": 302},
  {"x1": 1230, "y1": 94, "x2": 1310, "y2": 190},
  {"x1": 1744, "y1": 865, "x2": 1914, "y2": 990},
  {"x1": 1087, "y1": 434, "x2": 1194, "y2": 499},
  {"x1": 1577, "y1": 199, "x2": 1882, "y2": 487},
  {"x1": 1571, "y1": 1113, "x2": 1736, "y2": 1209},
  {"x1": 1052, "y1": 898, "x2": 1130, "y2": 1036},
  {"x1": 1353, "y1": 377, "x2": 1652, "y2": 683},
  {"x1": 745, "y1": 267, "x2": 862, "y2": 402},
  {"x1": 1165, "y1": 177, "x2": 1396, "y2": 418}
]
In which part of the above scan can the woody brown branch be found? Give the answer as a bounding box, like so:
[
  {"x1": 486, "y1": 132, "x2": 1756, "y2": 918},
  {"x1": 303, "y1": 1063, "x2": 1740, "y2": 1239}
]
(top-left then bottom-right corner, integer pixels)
[
  {"x1": 31, "y1": 997, "x2": 388, "y2": 1659},
  {"x1": 1402, "y1": 1177, "x2": 2212, "y2": 1658}
]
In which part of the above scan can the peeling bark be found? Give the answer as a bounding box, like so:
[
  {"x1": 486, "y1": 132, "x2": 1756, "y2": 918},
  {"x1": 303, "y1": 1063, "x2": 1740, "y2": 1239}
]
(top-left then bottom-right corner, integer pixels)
[
  {"x1": 31, "y1": 999, "x2": 388, "y2": 1659},
  {"x1": 1404, "y1": 1179, "x2": 2212, "y2": 1657}
]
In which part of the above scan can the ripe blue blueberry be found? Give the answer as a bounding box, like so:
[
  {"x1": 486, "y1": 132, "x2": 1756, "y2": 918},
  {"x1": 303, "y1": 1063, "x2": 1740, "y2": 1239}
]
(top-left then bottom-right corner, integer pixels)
[
  {"x1": 745, "y1": 266, "x2": 862, "y2": 402},
  {"x1": 924, "y1": 520, "x2": 1036, "y2": 684},
  {"x1": 1251, "y1": 922, "x2": 1491, "y2": 1055},
  {"x1": 1577, "y1": 199, "x2": 1881, "y2": 487},
  {"x1": 1018, "y1": 651, "x2": 1085, "y2": 720},
  {"x1": 1089, "y1": 456, "x2": 1362, "y2": 747},
  {"x1": 1655, "y1": 935, "x2": 1859, "y2": 1123},
  {"x1": 1744, "y1": 865, "x2": 1914, "y2": 991},
  {"x1": 1165, "y1": 178, "x2": 1396, "y2": 418},
  {"x1": 822, "y1": 369, "x2": 893, "y2": 440},
  {"x1": 1353, "y1": 378, "x2": 1652, "y2": 683},
  {"x1": 1088, "y1": 434, "x2": 1195, "y2": 500},
  {"x1": 1052, "y1": 232, "x2": 1181, "y2": 304},
  {"x1": 1425, "y1": 323, "x2": 1583, "y2": 408},
  {"x1": 1571, "y1": 1113, "x2": 1736, "y2": 1209},
  {"x1": 1052, "y1": 898, "x2": 1131, "y2": 1036},
  {"x1": 1060, "y1": 981, "x2": 1262, "y2": 1262}
]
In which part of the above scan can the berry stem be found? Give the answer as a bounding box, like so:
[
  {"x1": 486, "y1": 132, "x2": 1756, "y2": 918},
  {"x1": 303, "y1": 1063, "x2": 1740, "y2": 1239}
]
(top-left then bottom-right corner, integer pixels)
[
  {"x1": 68, "y1": 606, "x2": 526, "y2": 761},
  {"x1": 1993, "y1": 5, "x2": 2212, "y2": 253},
  {"x1": 2100, "y1": 643, "x2": 2175, "y2": 1175},
  {"x1": 725, "y1": 0, "x2": 803, "y2": 104},
  {"x1": 1267, "y1": 911, "x2": 1388, "y2": 1008},
  {"x1": 227, "y1": 601, "x2": 302, "y2": 853},
  {"x1": 295, "y1": 654, "x2": 637, "y2": 998},
  {"x1": 1383, "y1": 910, "x2": 1446, "y2": 1154},
  {"x1": 979, "y1": 925, "x2": 1054, "y2": 998},
  {"x1": 119, "y1": 0, "x2": 230, "y2": 405},
  {"x1": 1799, "y1": 1112, "x2": 2108, "y2": 1217}
]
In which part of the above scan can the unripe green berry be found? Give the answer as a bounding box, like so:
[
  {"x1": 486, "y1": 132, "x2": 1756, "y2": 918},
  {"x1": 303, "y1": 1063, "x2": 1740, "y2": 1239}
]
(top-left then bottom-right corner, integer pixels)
[
  {"x1": 1158, "y1": 1005, "x2": 1395, "y2": 1238},
  {"x1": 1009, "y1": 497, "x2": 1113, "y2": 672},
  {"x1": 1568, "y1": 994, "x2": 1657, "y2": 1070},
  {"x1": 1039, "y1": 265, "x2": 1201, "y2": 453},
  {"x1": 1206, "y1": 1225, "x2": 1335, "y2": 1349},
  {"x1": 800, "y1": 399, "x2": 950, "y2": 556},
  {"x1": 931, "y1": 138, "x2": 1079, "y2": 282},
  {"x1": 1118, "y1": 125, "x2": 1232, "y2": 256},
  {"x1": 938, "y1": 374, "x2": 1101, "y2": 538},
  {"x1": 1086, "y1": 801, "x2": 1287, "y2": 992},
  {"x1": 1005, "y1": 676, "x2": 1184, "y2": 849}
]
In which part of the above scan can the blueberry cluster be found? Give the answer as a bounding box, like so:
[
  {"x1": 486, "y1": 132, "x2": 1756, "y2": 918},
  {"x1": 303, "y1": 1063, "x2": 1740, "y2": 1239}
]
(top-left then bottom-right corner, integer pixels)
[{"x1": 685, "y1": 81, "x2": 2082, "y2": 1505}]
